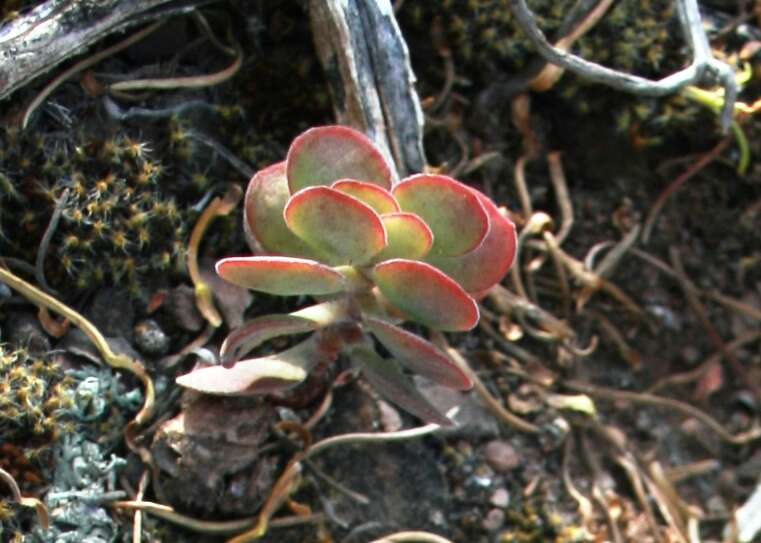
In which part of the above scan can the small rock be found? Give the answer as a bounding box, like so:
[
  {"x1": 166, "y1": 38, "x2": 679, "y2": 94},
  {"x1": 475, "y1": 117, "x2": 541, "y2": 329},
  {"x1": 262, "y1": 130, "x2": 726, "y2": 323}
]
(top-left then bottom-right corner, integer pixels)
[
  {"x1": 4, "y1": 311, "x2": 50, "y2": 355},
  {"x1": 706, "y1": 495, "x2": 727, "y2": 515},
  {"x1": 484, "y1": 440, "x2": 521, "y2": 473},
  {"x1": 134, "y1": 319, "x2": 170, "y2": 356},
  {"x1": 377, "y1": 399, "x2": 403, "y2": 432},
  {"x1": 490, "y1": 488, "x2": 510, "y2": 507},
  {"x1": 466, "y1": 464, "x2": 494, "y2": 489},
  {"x1": 165, "y1": 285, "x2": 205, "y2": 332},
  {"x1": 482, "y1": 508, "x2": 505, "y2": 531},
  {"x1": 86, "y1": 288, "x2": 134, "y2": 338},
  {"x1": 416, "y1": 380, "x2": 500, "y2": 438}
]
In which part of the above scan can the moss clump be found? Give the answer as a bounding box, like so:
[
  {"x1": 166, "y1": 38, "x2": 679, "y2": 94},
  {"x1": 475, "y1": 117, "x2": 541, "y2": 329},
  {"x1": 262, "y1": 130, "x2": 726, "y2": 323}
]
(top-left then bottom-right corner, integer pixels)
[
  {"x1": 0, "y1": 345, "x2": 76, "y2": 501},
  {"x1": 0, "y1": 127, "x2": 187, "y2": 294},
  {"x1": 399, "y1": 0, "x2": 678, "y2": 80},
  {"x1": 0, "y1": 345, "x2": 74, "y2": 444}
]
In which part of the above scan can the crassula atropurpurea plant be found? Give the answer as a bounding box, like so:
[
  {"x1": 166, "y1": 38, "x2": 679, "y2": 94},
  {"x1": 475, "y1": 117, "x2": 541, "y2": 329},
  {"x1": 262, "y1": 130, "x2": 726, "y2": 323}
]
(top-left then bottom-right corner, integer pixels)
[{"x1": 177, "y1": 126, "x2": 517, "y2": 425}]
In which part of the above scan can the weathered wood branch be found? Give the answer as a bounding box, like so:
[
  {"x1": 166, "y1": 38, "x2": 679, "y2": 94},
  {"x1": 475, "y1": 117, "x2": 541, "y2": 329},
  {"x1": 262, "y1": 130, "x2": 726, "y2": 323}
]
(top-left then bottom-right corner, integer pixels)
[
  {"x1": 309, "y1": 0, "x2": 426, "y2": 179},
  {"x1": 0, "y1": 0, "x2": 200, "y2": 101}
]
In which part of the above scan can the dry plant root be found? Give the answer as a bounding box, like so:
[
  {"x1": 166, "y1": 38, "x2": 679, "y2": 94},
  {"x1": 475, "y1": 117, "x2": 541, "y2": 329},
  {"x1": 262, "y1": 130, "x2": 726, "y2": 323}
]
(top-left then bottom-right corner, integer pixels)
[
  {"x1": 186, "y1": 184, "x2": 243, "y2": 327},
  {"x1": 0, "y1": 467, "x2": 49, "y2": 530}
]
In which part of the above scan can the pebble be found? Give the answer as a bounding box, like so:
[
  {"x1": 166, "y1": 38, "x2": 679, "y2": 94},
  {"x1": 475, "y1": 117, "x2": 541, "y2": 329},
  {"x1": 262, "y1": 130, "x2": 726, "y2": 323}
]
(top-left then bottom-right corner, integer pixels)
[
  {"x1": 481, "y1": 508, "x2": 505, "y2": 531},
  {"x1": 490, "y1": 488, "x2": 510, "y2": 507},
  {"x1": 133, "y1": 319, "x2": 170, "y2": 356},
  {"x1": 484, "y1": 440, "x2": 521, "y2": 473}
]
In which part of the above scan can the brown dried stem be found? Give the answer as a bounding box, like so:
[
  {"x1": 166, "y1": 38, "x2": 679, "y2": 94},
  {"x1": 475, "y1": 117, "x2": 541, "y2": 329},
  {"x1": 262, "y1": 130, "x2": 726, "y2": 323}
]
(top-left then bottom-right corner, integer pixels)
[
  {"x1": 669, "y1": 247, "x2": 758, "y2": 398},
  {"x1": 187, "y1": 184, "x2": 243, "y2": 328},
  {"x1": 642, "y1": 137, "x2": 730, "y2": 242},
  {"x1": 0, "y1": 467, "x2": 49, "y2": 529},
  {"x1": 565, "y1": 380, "x2": 761, "y2": 445},
  {"x1": 432, "y1": 332, "x2": 541, "y2": 434}
]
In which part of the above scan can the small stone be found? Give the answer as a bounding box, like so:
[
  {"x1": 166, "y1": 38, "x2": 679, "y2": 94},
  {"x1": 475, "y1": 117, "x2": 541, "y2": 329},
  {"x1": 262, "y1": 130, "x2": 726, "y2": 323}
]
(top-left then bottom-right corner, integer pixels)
[
  {"x1": 377, "y1": 399, "x2": 403, "y2": 432},
  {"x1": 484, "y1": 440, "x2": 521, "y2": 473},
  {"x1": 134, "y1": 319, "x2": 170, "y2": 356},
  {"x1": 5, "y1": 311, "x2": 50, "y2": 355},
  {"x1": 490, "y1": 488, "x2": 510, "y2": 507},
  {"x1": 481, "y1": 508, "x2": 505, "y2": 531},
  {"x1": 415, "y1": 380, "x2": 500, "y2": 438},
  {"x1": 165, "y1": 285, "x2": 205, "y2": 332}
]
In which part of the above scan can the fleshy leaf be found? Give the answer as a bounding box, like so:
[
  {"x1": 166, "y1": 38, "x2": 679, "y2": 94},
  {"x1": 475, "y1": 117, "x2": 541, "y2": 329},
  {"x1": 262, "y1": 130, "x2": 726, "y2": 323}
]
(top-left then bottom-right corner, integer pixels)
[
  {"x1": 220, "y1": 314, "x2": 320, "y2": 366},
  {"x1": 426, "y1": 189, "x2": 517, "y2": 295},
  {"x1": 373, "y1": 212, "x2": 433, "y2": 262},
  {"x1": 372, "y1": 259, "x2": 479, "y2": 331},
  {"x1": 365, "y1": 316, "x2": 472, "y2": 390},
  {"x1": 284, "y1": 186, "x2": 387, "y2": 265},
  {"x1": 176, "y1": 336, "x2": 325, "y2": 395},
  {"x1": 216, "y1": 256, "x2": 345, "y2": 296},
  {"x1": 331, "y1": 179, "x2": 399, "y2": 214},
  {"x1": 392, "y1": 174, "x2": 489, "y2": 256},
  {"x1": 286, "y1": 125, "x2": 392, "y2": 193},
  {"x1": 221, "y1": 301, "x2": 351, "y2": 365},
  {"x1": 350, "y1": 346, "x2": 453, "y2": 426},
  {"x1": 243, "y1": 161, "x2": 319, "y2": 257}
]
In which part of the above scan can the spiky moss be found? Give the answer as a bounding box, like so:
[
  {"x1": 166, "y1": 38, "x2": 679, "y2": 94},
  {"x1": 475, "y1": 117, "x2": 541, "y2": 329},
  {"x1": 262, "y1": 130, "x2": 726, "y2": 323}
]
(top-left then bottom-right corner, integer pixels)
[
  {"x1": 0, "y1": 345, "x2": 74, "y2": 443},
  {"x1": 0, "y1": 126, "x2": 188, "y2": 295},
  {"x1": 0, "y1": 345, "x2": 76, "y2": 497}
]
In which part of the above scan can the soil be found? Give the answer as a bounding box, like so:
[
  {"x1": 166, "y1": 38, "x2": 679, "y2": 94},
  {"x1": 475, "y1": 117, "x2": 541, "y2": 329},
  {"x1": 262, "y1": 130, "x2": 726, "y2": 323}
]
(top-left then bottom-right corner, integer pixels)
[{"x1": 1, "y1": 1, "x2": 760, "y2": 543}]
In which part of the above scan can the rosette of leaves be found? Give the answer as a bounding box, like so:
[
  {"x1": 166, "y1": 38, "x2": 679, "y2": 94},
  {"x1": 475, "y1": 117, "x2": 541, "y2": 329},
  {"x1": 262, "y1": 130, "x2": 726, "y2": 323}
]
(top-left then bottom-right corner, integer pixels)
[{"x1": 177, "y1": 126, "x2": 517, "y2": 424}]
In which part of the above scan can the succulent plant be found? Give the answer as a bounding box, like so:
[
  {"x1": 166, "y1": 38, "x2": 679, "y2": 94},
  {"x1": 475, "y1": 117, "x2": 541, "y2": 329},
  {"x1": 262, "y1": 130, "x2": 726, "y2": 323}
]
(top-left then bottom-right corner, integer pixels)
[{"x1": 177, "y1": 126, "x2": 517, "y2": 424}]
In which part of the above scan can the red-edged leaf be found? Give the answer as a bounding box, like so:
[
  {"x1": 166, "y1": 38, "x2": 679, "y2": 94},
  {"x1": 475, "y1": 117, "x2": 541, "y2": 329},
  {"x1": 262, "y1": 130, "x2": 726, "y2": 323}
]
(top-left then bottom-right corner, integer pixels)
[
  {"x1": 365, "y1": 317, "x2": 471, "y2": 390},
  {"x1": 373, "y1": 212, "x2": 433, "y2": 261},
  {"x1": 286, "y1": 125, "x2": 392, "y2": 193},
  {"x1": 176, "y1": 337, "x2": 322, "y2": 395},
  {"x1": 331, "y1": 179, "x2": 399, "y2": 214},
  {"x1": 426, "y1": 189, "x2": 517, "y2": 295},
  {"x1": 373, "y1": 259, "x2": 479, "y2": 331},
  {"x1": 176, "y1": 359, "x2": 306, "y2": 395},
  {"x1": 351, "y1": 346, "x2": 453, "y2": 426},
  {"x1": 284, "y1": 186, "x2": 387, "y2": 265},
  {"x1": 392, "y1": 174, "x2": 489, "y2": 257},
  {"x1": 243, "y1": 161, "x2": 319, "y2": 257},
  {"x1": 220, "y1": 314, "x2": 320, "y2": 366},
  {"x1": 216, "y1": 256, "x2": 345, "y2": 296}
]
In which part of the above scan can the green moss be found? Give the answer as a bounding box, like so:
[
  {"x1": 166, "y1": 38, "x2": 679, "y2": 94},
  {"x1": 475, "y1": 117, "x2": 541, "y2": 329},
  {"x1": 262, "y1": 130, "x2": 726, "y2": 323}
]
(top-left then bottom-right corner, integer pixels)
[{"x1": 0, "y1": 127, "x2": 187, "y2": 294}]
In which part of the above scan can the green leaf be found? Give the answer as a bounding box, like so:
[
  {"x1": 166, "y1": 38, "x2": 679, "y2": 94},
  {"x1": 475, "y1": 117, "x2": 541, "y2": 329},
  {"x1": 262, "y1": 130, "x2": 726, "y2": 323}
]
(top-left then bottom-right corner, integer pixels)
[
  {"x1": 331, "y1": 179, "x2": 399, "y2": 214},
  {"x1": 392, "y1": 174, "x2": 489, "y2": 257},
  {"x1": 216, "y1": 256, "x2": 346, "y2": 296},
  {"x1": 350, "y1": 346, "x2": 453, "y2": 426},
  {"x1": 372, "y1": 259, "x2": 479, "y2": 331},
  {"x1": 286, "y1": 125, "x2": 392, "y2": 193},
  {"x1": 365, "y1": 316, "x2": 472, "y2": 390},
  {"x1": 373, "y1": 212, "x2": 433, "y2": 262},
  {"x1": 284, "y1": 186, "x2": 387, "y2": 265},
  {"x1": 243, "y1": 161, "x2": 320, "y2": 257},
  {"x1": 425, "y1": 189, "x2": 517, "y2": 295}
]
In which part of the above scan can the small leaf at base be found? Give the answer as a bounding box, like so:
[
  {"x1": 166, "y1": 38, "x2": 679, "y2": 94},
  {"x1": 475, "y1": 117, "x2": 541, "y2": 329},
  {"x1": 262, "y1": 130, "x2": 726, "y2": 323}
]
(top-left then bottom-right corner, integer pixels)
[
  {"x1": 365, "y1": 316, "x2": 472, "y2": 390},
  {"x1": 351, "y1": 346, "x2": 453, "y2": 426}
]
